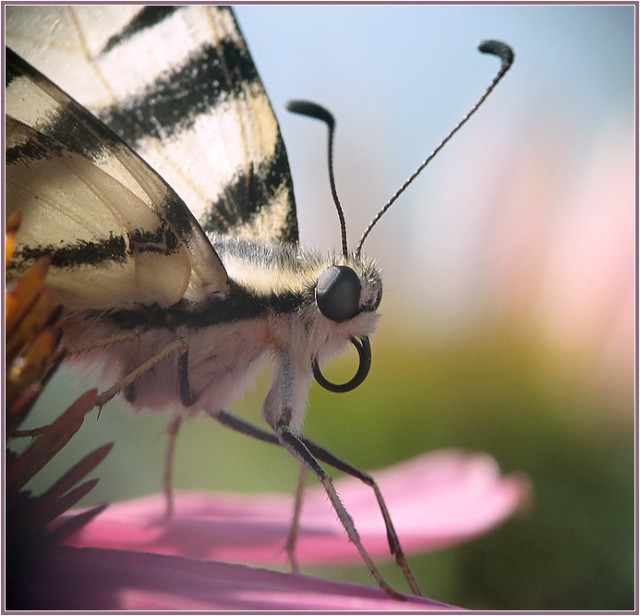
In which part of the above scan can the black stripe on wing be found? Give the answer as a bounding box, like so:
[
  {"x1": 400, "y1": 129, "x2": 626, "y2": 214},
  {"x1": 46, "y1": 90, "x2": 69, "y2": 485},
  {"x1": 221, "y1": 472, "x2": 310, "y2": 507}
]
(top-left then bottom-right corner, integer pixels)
[
  {"x1": 6, "y1": 54, "x2": 120, "y2": 164},
  {"x1": 98, "y1": 42, "x2": 258, "y2": 143},
  {"x1": 7, "y1": 52, "x2": 198, "y2": 245},
  {"x1": 101, "y1": 6, "x2": 180, "y2": 55},
  {"x1": 95, "y1": 6, "x2": 299, "y2": 245},
  {"x1": 202, "y1": 140, "x2": 297, "y2": 241},
  {"x1": 12, "y1": 220, "x2": 182, "y2": 269},
  {"x1": 7, "y1": 48, "x2": 228, "y2": 306}
]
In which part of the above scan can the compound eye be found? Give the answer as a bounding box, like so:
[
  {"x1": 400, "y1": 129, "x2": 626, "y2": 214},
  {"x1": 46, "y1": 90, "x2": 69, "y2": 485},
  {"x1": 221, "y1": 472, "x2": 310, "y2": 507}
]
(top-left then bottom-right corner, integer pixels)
[{"x1": 316, "y1": 265, "x2": 361, "y2": 323}]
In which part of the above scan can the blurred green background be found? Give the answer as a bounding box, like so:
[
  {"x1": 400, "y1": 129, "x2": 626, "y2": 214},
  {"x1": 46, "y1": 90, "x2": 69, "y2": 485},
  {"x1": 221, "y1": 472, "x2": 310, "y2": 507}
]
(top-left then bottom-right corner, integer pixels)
[{"x1": 15, "y1": 4, "x2": 635, "y2": 611}]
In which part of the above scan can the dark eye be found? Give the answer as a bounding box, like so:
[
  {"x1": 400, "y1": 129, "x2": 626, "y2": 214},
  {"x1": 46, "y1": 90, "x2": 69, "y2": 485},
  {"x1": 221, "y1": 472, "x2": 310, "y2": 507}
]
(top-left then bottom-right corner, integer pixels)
[{"x1": 316, "y1": 265, "x2": 361, "y2": 323}]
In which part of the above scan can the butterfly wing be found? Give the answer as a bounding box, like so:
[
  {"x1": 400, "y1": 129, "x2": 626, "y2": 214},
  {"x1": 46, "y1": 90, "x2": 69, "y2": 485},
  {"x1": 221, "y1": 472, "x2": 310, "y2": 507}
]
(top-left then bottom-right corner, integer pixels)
[
  {"x1": 6, "y1": 48, "x2": 228, "y2": 311},
  {"x1": 6, "y1": 5, "x2": 299, "y2": 245}
]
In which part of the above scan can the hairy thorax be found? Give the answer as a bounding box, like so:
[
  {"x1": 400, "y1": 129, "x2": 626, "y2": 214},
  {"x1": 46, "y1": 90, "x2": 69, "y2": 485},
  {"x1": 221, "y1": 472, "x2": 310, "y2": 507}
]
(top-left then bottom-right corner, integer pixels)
[{"x1": 62, "y1": 238, "x2": 382, "y2": 431}]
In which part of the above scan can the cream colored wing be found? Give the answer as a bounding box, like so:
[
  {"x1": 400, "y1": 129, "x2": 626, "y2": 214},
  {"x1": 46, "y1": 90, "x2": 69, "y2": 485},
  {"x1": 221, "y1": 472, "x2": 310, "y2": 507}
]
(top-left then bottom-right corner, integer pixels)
[
  {"x1": 7, "y1": 49, "x2": 227, "y2": 311},
  {"x1": 6, "y1": 5, "x2": 299, "y2": 245}
]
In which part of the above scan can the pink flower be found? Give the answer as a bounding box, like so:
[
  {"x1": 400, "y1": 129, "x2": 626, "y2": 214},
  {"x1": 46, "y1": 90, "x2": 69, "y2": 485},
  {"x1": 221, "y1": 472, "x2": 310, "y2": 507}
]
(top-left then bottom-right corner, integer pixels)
[
  {"x1": 15, "y1": 548, "x2": 453, "y2": 610},
  {"x1": 11, "y1": 450, "x2": 528, "y2": 610},
  {"x1": 63, "y1": 450, "x2": 527, "y2": 564}
]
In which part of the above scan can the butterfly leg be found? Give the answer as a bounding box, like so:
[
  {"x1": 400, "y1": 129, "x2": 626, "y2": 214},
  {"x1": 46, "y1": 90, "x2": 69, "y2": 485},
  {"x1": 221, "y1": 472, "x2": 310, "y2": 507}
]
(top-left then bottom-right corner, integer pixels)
[
  {"x1": 277, "y1": 424, "x2": 405, "y2": 599},
  {"x1": 123, "y1": 332, "x2": 142, "y2": 403},
  {"x1": 212, "y1": 410, "x2": 409, "y2": 600},
  {"x1": 162, "y1": 414, "x2": 183, "y2": 519},
  {"x1": 67, "y1": 331, "x2": 141, "y2": 358},
  {"x1": 284, "y1": 463, "x2": 308, "y2": 574},
  {"x1": 72, "y1": 332, "x2": 193, "y2": 517},
  {"x1": 93, "y1": 337, "x2": 193, "y2": 408},
  {"x1": 298, "y1": 434, "x2": 422, "y2": 596},
  {"x1": 67, "y1": 331, "x2": 196, "y2": 407},
  {"x1": 67, "y1": 330, "x2": 142, "y2": 405}
]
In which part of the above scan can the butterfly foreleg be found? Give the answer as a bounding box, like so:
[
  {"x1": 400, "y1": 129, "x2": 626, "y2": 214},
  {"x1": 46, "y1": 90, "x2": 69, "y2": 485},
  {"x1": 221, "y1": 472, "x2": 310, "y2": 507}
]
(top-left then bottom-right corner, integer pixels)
[
  {"x1": 299, "y1": 434, "x2": 422, "y2": 596},
  {"x1": 277, "y1": 424, "x2": 405, "y2": 599},
  {"x1": 212, "y1": 410, "x2": 407, "y2": 599},
  {"x1": 210, "y1": 412, "x2": 307, "y2": 571}
]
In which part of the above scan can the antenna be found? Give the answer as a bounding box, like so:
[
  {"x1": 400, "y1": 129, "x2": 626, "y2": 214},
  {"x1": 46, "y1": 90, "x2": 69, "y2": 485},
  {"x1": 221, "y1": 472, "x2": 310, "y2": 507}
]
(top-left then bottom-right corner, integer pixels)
[
  {"x1": 355, "y1": 40, "x2": 514, "y2": 259},
  {"x1": 286, "y1": 100, "x2": 350, "y2": 260}
]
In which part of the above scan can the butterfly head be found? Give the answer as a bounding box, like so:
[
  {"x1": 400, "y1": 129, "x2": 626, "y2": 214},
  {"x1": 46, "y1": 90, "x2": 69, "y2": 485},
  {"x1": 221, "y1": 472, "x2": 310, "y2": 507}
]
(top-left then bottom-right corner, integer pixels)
[
  {"x1": 315, "y1": 262, "x2": 382, "y2": 323},
  {"x1": 289, "y1": 40, "x2": 514, "y2": 394},
  {"x1": 308, "y1": 255, "x2": 382, "y2": 395}
]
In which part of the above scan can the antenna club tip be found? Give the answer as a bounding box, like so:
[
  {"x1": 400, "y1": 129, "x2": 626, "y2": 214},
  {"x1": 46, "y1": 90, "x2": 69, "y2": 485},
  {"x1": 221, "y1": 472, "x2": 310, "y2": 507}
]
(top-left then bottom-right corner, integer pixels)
[
  {"x1": 287, "y1": 100, "x2": 336, "y2": 128},
  {"x1": 478, "y1": 40, "x2": 515, "y2": 67}
]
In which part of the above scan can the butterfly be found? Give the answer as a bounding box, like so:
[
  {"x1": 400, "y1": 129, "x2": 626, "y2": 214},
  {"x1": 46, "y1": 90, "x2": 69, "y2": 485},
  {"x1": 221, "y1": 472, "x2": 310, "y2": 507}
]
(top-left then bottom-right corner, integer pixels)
[{"x1": 6, "y1": 5, "x2": 513, "y2": 597}]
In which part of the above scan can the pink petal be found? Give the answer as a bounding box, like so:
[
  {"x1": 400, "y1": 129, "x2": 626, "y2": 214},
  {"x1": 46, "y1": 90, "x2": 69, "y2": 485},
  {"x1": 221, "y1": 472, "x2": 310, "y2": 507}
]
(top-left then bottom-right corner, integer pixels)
[
  {"x1": 12, "y1": 546, "x2": 456, "y2": 610},
  {"x1": 63, "y1": 450, "x2": 528, "y2": 566}
]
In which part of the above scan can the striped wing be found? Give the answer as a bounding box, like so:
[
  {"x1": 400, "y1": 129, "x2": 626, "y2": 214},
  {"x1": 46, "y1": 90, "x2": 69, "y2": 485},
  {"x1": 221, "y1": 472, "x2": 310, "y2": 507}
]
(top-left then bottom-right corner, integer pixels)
[
  {"x1": 6, "y1": 49, "x2": 228, "y2": 311},
  {"x1": 6, "y1": 5, "x2": 299, "y2": 244}
]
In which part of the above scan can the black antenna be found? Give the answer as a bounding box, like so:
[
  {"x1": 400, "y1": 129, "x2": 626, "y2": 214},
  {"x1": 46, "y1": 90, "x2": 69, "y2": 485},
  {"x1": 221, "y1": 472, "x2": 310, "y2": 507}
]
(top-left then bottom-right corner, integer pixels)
[
  {"x1": 355, "y1": 40, "x2": 514, "y2": 259},
  {"x1": 286, "y1": 100, "x2": 349, "y2": 260}
]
